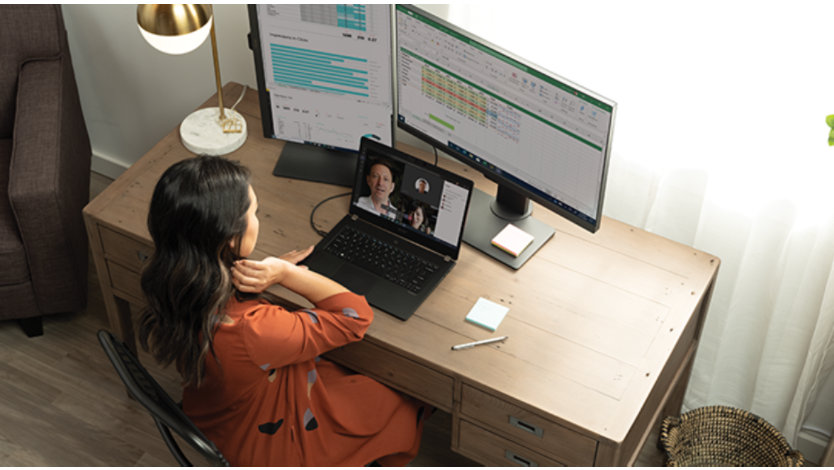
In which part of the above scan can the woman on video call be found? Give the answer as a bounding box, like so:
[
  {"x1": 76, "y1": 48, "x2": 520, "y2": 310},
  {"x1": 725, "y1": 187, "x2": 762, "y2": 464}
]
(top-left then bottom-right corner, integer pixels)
[
  {"x1": 408, "y1": 203, "x2": 432, "y2": 234},
  {"x1": 138, "y1": 155, "x2": 426, "y2": 466}
]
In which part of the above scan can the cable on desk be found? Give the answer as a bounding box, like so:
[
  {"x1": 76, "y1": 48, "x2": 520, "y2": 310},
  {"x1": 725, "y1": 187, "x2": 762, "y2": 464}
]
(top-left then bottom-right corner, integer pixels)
[
  {"x1": 310, "y1": 192, "x2": 351, "y2": 237},
  {"x1": 230, "y1": 84, "x2": 247, "y2": 111}
]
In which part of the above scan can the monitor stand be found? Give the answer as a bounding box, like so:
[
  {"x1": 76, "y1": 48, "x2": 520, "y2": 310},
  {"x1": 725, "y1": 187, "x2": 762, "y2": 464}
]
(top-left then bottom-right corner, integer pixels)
[
  {"x1": 272, "y1": 141, "x2": 357, "y2": 187},
  {"x1": 463, "y1": 186, "x2": 554, "y2": 270}
]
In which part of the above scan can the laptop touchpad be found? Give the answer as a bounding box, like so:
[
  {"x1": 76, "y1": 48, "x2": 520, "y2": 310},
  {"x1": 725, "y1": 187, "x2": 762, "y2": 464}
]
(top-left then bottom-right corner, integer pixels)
[{"x1": 334, "y1": 264, "x2": 377, "y2": 295}]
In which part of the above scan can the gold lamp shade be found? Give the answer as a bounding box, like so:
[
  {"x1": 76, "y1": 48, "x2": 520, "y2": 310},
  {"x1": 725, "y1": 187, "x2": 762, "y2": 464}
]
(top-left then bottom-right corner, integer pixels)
[
  {"x1": 137, "y1": 4, "x2": 211, "y2": 36},
  {"x1": 137, "y1": 4, "x2": 213, "y2": 55}
]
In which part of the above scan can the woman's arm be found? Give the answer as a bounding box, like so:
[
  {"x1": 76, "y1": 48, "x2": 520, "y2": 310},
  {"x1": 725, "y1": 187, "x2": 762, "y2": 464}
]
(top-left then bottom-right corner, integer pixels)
[
  {"x1": 241, "y1": 291, "x2": 373, "y2": 367},
  {"x1": 231, "y1": 246, "x2": 348, "y2": 304},
  {"x1": 233, "y1": 247, "x2": 373, "y2": 366}
]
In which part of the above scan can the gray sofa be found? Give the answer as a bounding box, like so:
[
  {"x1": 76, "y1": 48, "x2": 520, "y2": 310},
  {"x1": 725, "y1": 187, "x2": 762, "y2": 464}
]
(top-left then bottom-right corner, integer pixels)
[{"x1": 0, "y1": 5, "x2": 92, "y2": 336}]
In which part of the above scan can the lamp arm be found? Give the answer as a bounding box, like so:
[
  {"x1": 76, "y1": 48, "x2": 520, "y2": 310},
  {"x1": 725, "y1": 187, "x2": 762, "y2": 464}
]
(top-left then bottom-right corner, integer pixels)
[{"x1": 209, "y1": 19, "x2": 225, "y2": 120}]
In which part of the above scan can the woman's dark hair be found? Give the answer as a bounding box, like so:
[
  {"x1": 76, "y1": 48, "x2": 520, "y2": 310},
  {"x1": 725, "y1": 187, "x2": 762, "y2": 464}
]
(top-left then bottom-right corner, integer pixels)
[{"x1": 139, "y1": 155, "x2": 251, "y2": 387}]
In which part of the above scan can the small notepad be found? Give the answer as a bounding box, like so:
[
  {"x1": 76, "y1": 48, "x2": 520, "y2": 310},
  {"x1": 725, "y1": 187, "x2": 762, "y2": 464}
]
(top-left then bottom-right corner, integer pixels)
[
  {"x1": 465, "y1": 297, "x2": 509, "y2": 331},
  {"x1": 491, "y1": 223, "x2": 534, "y2": 257}
]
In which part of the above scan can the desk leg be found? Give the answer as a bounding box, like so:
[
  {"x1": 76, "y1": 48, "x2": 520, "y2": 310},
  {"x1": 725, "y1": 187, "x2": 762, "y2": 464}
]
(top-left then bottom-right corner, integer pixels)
[
  {"x1": 596, "y1": 338, "x2": 700, "y2": 465},
  {"x1": 112, "y1": 296, "x2": 136, "y2": 355},
  {"x1": 86, "y1": 219, "x2": 138, "y2": 355},
  {"x1": 99, "y1": 290, "x2": 136, "y2": 355},
  {"x1": 663, "y1": 353, "x2": 694, "y2": 419},
  {"x1": 94, "y1": 265, "x2": 137, "y2": 355},
  {"x1": 92, "y1": 258, "x2": 136, "y2": 355}
]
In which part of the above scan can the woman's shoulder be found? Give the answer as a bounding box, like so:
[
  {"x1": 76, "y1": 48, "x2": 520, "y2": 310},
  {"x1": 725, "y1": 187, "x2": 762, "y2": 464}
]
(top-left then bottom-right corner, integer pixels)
[{"x1": 222, "y1": 297, "x2": 300, "y2": 340}]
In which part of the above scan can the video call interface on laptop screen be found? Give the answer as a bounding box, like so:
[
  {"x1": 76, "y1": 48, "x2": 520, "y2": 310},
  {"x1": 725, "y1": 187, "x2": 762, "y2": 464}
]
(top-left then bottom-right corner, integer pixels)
[{"x1": 351, "y1": 150, "x2": 470, "y2": 250}]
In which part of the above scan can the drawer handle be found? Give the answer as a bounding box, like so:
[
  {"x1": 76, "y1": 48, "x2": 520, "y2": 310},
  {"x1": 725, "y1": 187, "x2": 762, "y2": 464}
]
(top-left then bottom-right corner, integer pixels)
[
  {"x1": 509, "y1": 416, "x2": 543, "y2": 438},
  {"x1": 505, "y1": 450, "x2": 538, "y2": 467},
  {"x1": 136, "y1": 250, "x2": 150, "y2": 263}
]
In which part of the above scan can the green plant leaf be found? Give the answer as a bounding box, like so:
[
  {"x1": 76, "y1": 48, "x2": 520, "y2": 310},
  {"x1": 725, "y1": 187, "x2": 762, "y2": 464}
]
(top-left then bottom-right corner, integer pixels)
[
  {"x1": 830, "y1": 128, "x2": 834, "y2": 146},
  {"x1": 827, "y1": 115, "x2": 834, "y2": 129}
]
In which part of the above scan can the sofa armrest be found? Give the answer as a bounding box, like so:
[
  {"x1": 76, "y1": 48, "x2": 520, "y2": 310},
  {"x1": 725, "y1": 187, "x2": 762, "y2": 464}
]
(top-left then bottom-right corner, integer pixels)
[{"x1": 9, "y1": 56, "x2": 92, "y2": 313}]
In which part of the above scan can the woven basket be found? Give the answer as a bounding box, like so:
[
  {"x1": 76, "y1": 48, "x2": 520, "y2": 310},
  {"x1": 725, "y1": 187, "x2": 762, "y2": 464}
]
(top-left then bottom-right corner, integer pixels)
[{"x1": 659, "y1": 405, "x2": 804, "y2": 467}]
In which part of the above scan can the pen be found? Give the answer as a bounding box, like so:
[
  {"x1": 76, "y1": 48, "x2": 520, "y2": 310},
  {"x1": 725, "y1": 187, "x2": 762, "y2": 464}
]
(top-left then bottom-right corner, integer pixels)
[{"x1": 451, "y1": 336, "x2": 508, "y2": 351}]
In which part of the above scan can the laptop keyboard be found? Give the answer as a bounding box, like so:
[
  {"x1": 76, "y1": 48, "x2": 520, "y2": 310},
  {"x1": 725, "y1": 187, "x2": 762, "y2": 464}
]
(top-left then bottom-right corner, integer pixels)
[{"x1": 324, "y1": 226, "x2": 439, "y2": 293}]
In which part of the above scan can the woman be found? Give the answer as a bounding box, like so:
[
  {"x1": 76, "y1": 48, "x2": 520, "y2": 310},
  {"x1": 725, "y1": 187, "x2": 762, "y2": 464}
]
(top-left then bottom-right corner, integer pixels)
[
  {"x1": 409, "y1": 204, "x2": 425, "y2": 231},
  {"x1": 407, "y1": 202, "x2": 432, "y2": 234},
  {"x1": 138, "y1": 155, "x2": 425, "y2": 466}
]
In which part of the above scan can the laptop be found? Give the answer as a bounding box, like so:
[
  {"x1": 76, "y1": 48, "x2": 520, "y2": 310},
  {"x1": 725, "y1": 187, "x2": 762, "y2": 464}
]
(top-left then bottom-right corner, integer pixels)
[{"x1": 304, "y1": 137, "x2": 474, "y2": 320}]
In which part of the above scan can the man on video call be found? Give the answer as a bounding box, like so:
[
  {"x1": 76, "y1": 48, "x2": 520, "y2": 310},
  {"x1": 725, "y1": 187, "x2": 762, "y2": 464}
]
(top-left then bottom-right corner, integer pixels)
[{"x1": 356, "y1": 159, "x2": 397, "y2": 220}]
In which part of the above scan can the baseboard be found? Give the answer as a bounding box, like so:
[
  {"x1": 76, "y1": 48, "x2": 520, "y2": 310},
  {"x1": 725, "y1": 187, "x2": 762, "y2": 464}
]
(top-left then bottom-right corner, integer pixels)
[
  {"x1": 796, "y1": 428, "x2": 830, "y2": 465},
  {"x1": 91, "y1": 151, "x2": 131, "y2": 180}
]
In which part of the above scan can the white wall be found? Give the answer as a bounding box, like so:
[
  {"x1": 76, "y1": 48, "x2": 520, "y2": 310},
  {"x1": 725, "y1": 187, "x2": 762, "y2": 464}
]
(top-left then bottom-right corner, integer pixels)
[
  {"x1": 62, "y1": 4, "x2": 255, "y2": 177},
  {"x1": 61, "y1": 4, "x2": 447, "y2": 179}
]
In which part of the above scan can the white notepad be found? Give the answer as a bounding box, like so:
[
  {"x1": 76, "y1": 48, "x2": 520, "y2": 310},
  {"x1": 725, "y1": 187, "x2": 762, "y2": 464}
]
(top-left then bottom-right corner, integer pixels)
[
  {"x1": 491, "y1": 223, "x2": 534, "y2": 257},
  {"x1": 465, "y1": 297, "x2": 509, "y2": 331}
]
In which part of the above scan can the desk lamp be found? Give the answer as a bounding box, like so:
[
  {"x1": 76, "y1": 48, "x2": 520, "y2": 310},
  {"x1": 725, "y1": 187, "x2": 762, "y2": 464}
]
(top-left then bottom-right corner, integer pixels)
[{"x1": 137, "y1": 4, "x2": 247, "y2": 156}]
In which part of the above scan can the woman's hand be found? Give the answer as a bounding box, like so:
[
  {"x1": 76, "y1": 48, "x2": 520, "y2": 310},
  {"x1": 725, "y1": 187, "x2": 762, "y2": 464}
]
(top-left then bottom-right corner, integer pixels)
[
  {"x1": 278, "y1": 245, "x2": 314, "y2": 265},
  {"x1": 232, "y1": 246, "x2": 314, "y2": 293}
]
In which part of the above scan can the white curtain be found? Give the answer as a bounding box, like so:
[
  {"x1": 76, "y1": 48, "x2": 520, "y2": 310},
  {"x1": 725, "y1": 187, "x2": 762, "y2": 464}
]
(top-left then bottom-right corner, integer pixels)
[{"x1": 445, "y1": 1, "x2": 834, "y2": 444}]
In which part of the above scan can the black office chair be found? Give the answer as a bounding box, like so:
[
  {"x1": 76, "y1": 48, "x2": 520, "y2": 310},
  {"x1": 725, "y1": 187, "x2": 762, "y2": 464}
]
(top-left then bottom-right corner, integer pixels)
[{"x1": 97, "y1": 330, "x2": 230, "y2": 466}]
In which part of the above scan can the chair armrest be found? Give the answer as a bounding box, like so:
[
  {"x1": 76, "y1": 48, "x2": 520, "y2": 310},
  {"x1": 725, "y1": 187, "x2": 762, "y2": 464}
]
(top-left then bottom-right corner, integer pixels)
[{"x1": 9, "y1": 56, "x2": 91, "y2": 313}]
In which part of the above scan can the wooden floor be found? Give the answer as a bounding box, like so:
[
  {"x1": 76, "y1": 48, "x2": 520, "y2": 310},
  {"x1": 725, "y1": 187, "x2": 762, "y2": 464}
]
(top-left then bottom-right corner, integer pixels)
[{"x1": 0, "y1": 171, "x2": 667, "y2": 466}]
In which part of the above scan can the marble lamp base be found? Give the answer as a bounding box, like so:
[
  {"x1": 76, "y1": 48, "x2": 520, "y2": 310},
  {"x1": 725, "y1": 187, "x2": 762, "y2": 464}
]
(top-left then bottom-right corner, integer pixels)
[{"x1": 179, "y1": 107, "x2": 247, "y2": 156}]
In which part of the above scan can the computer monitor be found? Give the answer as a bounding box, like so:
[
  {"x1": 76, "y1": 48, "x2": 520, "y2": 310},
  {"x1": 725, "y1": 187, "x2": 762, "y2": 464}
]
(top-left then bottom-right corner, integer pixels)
[
  {"x1": 248, "y1": 4, "x2": 394, "y2": 187},
  {"x1": 395, "y1": 5, "x2": 616, "y2": 269}
]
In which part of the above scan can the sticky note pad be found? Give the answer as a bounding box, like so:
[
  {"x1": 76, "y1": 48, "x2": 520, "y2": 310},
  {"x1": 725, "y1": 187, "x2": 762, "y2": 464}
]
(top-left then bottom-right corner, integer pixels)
[
  {"x1": 491, "y1": 223, "x2": 535, "y2": 257},
  {"x1": 465, "y1": 297, "x2": 509, "y2": 331}
]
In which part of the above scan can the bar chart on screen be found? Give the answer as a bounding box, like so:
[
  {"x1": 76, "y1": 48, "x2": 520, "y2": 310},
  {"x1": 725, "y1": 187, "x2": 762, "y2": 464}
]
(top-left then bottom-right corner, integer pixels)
[
  {"x1": 253, "y1": 4, "x2": 392, "y2": 150},
  {"x1": 270, "y1": 44, "x2": 371, "y2": 97}
]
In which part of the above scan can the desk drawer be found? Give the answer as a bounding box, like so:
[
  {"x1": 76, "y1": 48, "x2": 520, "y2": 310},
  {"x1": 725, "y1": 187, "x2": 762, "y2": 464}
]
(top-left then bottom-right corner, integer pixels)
[
  {"x1": 325, "y1": 341, "x2": 454, "y2": 412},
  {"x1": 457, "y1": 419, "x2": 564, "y2": 467},
  {"x1": 100, "y1": 226, "x2": 153, "y2": 272},
  {"x1": 107, "y1": 259, "x2": 144, "y2": 304},
  {"x1": 460, "y1": 384, "x2": 596, "y2": 466}
]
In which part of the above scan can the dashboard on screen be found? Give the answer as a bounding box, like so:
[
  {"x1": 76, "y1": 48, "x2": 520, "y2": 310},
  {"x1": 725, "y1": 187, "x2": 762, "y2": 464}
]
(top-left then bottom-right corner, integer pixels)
[{"x1": 251, "y1": 4, "x2": 394, "y2": 151}]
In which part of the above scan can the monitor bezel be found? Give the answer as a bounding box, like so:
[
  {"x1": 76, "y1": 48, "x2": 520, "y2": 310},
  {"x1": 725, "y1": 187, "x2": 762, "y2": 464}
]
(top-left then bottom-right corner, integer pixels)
[{"x1": 394, "y1": 4, "x2": 617, "y2": 233}]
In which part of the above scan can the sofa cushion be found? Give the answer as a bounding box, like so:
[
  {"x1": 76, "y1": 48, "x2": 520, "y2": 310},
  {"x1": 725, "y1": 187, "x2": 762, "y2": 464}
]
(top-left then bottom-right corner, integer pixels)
[{"x1": 0, "y1": 138, "x2": 30, "y2": 286}]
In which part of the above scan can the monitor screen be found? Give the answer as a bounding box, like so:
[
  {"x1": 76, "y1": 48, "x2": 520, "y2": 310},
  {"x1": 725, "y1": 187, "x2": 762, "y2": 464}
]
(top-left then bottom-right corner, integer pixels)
[
  {"x1": 395, "y1": 5, "x2": 616, "y2": 267},
  {"x1": 248, "y1": 4, "x2": 394, "y2": 186}
]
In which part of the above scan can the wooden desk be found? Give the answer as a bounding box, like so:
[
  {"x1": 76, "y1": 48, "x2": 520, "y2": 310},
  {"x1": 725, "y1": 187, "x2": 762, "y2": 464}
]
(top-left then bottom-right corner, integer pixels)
[{"x1": 84, "y1": 83, "x2": 719, "y2": 466}]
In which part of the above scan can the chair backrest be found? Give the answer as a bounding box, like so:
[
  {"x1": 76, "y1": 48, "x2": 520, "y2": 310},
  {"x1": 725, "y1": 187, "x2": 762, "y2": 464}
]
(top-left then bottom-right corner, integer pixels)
[{"x1": 97, "y1": 330, "x2": 230, "y2": 467}]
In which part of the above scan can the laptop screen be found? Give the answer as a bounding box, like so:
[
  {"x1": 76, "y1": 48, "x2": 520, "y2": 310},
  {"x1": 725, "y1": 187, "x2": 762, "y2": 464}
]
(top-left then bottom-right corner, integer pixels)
[{"x1": 350, "y1": 138, "x2": 473, "y2": 258}]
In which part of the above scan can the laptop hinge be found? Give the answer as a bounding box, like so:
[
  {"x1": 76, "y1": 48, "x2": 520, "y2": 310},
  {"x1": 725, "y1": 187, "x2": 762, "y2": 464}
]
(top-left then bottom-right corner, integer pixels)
[
  {"x1": 444, "y1": 255, "x2": 452, "y2": 263},
  {"x1": 350, "y1": 214, "x2": 358, "y2": 221}
]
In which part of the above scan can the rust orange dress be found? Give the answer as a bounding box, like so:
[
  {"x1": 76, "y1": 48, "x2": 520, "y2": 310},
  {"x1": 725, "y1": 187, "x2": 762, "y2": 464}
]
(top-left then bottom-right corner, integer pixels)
[{"x1": 182, "y1": 292, "x2": 425, "y2": 466}]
